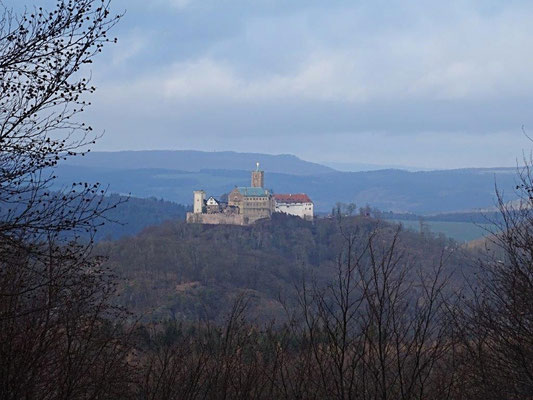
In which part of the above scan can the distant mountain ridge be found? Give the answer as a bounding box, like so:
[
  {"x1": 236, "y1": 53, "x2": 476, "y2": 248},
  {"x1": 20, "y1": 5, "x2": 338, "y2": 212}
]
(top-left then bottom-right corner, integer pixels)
[
  {"x1": 54, "y1": 149, "x2": 522, "y2": 214},
  {"x1": 65, "y1": 150, "x2": 335, "y2": 176},
  {"x1": 53, "y1": 165, "x2": 518, "y2": 215}
]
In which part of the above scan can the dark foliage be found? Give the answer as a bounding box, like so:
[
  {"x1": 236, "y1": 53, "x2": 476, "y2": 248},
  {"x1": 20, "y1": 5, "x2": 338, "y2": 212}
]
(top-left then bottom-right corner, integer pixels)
[
  {"x1": 97, "y1": 213, "x2": 468, "y2": 323},
  {"x1": 93, "y1": 194, "x2": 187, "y2": 241},
  {"x1": 128, "y1": 218, "x2": 460, "y2": 400}
]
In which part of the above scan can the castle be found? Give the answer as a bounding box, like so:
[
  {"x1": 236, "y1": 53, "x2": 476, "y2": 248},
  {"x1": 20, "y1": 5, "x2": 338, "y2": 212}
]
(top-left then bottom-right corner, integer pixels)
[{"x1": 186, "y1": 164, "x2": 314, "y2": 226}]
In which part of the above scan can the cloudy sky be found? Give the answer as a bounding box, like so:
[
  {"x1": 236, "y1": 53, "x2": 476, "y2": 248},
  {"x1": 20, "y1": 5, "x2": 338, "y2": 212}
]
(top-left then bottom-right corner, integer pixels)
[{"x1": 65, "y1": 1, "x2": 533, "y2": 168}]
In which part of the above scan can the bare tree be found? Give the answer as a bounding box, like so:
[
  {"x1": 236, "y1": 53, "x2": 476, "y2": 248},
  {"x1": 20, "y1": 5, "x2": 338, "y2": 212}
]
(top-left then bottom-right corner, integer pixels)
[
  {"x1": 0, "y1": 0, "x2": 122, "y2": 246},
  {"x1": 137, "y1": 294, "x2": 275, "y2": 400},
  {"x1": 451, "y1": 159, "x2": 533, "y2": 399},
  {"x1": 0, "y1": 243, "x2": 135, "y2": 400},
  {"x1": 0, "y1": 2, "x2": 135, "y2": 399},
  {"x1": 284, "y1": 220, "x2": 455, "y2": 400}
]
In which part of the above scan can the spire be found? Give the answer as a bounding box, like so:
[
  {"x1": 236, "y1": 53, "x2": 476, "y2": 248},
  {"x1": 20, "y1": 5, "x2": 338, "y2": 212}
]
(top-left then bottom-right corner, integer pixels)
[
  {"x1": 251, "y1": 163, "x2": 264, "y2": 188},
  {"x1": 256, "y1": 162, "x2": 260, "y2": 171}
]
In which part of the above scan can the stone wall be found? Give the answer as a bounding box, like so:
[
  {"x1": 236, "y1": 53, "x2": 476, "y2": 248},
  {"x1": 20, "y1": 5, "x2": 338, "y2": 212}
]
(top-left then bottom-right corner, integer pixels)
[{"x1": 186, "y1": 212, "x2": 247, "y2": 226}]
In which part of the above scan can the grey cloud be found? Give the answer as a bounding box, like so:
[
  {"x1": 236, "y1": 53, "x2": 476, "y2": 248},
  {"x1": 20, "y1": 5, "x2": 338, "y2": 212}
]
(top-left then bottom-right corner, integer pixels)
[{"x1": 79, "y1": 0, "x2": 533, "y2": 167}]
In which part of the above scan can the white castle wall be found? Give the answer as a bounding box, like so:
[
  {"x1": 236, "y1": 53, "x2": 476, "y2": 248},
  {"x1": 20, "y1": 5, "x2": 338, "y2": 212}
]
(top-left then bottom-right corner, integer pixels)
[{"x1": 274, "y1": 202, "x2": 314, "y2": 221}]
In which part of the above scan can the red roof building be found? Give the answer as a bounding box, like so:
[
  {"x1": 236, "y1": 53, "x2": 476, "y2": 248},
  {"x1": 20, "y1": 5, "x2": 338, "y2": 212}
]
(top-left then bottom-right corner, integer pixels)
[
  {"x1": 273, "y1": 194, "x2": 312, "y2": 204},
  {"x1": 273, "y1": 193, "x2": 314, "y2": 221}
]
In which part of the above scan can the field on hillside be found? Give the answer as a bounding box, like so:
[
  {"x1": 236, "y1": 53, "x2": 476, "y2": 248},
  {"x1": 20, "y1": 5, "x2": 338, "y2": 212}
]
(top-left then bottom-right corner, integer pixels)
[{"x1": 391, "y1": 219, "x2": 497, "y2": 242}]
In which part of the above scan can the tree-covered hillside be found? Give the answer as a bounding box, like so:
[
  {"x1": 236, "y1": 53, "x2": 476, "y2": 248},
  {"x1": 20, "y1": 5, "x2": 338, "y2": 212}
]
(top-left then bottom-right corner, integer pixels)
[
  {"x1": 62, "y1": 150, "x2": 335, "y2": 175},
  {"x1": 54, "y1": 164, "x2": 517, "y2": 214},
  {"x1": 97, "y1": 213, "x2": 471, "y2": 321},
  {"x1": 94, "y1": 194, "x2": 188, "y2": 240}
]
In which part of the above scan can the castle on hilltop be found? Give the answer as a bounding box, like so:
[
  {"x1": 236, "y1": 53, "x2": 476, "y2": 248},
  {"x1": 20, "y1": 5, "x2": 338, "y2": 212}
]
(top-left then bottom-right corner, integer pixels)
[{"x1": 186, "y1": 164, "x2": 313, "y2": 226}]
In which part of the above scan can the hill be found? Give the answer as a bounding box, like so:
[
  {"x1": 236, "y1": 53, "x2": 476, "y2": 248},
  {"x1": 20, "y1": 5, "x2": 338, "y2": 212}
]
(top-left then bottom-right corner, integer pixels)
[
  {"x1": 53, "y1": 164, "x2": 518, "y2": 214},
  {"x1": 93, "y1": 194, "x2": 188, "y2": 241},
  {"x1": 97, "y1": 214, "x2": 472, "y2": 322},
  {"x1": 63, "y1": 150, "x2": 335, "y2": 176}
]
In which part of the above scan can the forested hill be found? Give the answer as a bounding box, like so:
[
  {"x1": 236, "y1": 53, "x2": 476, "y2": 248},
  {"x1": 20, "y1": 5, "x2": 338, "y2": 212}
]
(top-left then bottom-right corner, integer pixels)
[
  {"x1": 54, "y1": 164, "x2": 518, "y2": 214},
  {"x1": 63, "y1": 150, "x2": 335, "y2": 176},
  {"x1": 97, "y1": 214, "x2": 472, "y2": 322},
  {"x1": 94, "y1": 194, "x2": 188, "y2": 241}
]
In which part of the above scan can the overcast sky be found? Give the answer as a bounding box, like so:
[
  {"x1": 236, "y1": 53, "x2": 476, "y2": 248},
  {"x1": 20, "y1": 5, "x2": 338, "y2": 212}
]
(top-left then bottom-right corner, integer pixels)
[{"x1": 60, "y1": 1, "x2": 533, "y2": 168}]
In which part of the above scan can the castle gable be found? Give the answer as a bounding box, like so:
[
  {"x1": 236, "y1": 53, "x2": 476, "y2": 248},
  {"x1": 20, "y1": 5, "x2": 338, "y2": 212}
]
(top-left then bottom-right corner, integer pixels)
[{"x1": 206, "y1": 196, "x2": 219, "y2": 206}]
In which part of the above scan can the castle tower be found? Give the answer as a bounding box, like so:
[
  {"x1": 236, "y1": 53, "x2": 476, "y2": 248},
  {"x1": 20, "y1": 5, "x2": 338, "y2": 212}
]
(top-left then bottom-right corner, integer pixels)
[
  {"x1": 251, "y1": 162, "x2": 264, "y2": 188},
  {"x1": 193, "y1": 190, "x2": 205, "y2": 214}
]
